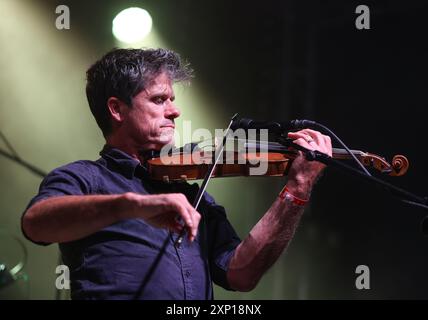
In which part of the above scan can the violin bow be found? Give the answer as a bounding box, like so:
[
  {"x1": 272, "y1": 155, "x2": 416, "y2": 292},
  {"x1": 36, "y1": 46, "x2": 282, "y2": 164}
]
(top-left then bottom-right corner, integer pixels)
[{"x1": 175, "y1": 113, "x2": 238, "y2": 247}]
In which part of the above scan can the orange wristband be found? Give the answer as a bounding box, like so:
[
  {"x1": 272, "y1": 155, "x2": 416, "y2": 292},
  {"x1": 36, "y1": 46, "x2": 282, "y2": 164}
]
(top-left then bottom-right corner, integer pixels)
[{"x1": 279, "y1": 186, "x2": 308, "y2": 206}]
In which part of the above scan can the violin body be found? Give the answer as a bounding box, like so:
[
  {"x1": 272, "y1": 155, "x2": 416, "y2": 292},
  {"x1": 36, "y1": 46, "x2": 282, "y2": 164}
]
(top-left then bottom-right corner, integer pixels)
[{"x1": 147, "y1": 152, "x2": 294, "y2": 182}]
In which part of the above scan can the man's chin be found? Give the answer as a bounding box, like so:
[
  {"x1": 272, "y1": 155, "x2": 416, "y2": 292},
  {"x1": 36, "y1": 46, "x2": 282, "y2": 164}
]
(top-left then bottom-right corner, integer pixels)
[
  {"x1": 159, "y1": 131, "x2": 175, "y2": 145},
  {"x1": 139, "y1": 132, "x2": 175, "y2": 152},
  {"x1": 150, "y1": 139, "x2": 175, "y2": 152}
]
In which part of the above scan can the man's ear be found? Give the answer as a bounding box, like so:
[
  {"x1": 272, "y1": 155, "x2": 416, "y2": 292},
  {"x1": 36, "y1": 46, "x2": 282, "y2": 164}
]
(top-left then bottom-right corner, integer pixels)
[{"x1": 107, "y1": 97, "x2": 128, "y2": 123}]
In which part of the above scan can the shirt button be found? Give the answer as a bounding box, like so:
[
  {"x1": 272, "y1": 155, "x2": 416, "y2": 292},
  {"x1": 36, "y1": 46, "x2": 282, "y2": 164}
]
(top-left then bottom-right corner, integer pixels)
[{"x1": 185, "y1": 270, "x2": 191, "y2": 277}]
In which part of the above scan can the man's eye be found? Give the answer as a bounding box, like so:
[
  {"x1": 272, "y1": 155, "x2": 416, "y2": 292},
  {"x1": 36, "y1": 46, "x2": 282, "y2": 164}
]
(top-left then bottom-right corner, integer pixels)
[{"x1": 153, "y1": 97, "x2": 164, "y2": 104}]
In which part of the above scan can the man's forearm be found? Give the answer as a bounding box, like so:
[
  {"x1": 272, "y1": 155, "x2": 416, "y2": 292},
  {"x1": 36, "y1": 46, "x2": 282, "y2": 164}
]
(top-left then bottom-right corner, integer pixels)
[
  {"x1": 23, "y1": 192, "x2": 200, "y2": 244},
  {"x1": 22, "y1": 194, "x2": 131, "y2": 243},
  {"x1": 226, "y1": 127, "x2": 331, "y2": 291},
  {"x1": 227, "y1": 182, "x2": 309, "y2": 291}
]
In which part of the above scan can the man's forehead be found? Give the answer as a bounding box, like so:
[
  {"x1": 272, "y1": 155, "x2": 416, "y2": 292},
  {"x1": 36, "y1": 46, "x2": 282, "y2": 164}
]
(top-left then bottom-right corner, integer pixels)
[{"x1": 143, "y1": 73, "x2": 174, "y2": 95}]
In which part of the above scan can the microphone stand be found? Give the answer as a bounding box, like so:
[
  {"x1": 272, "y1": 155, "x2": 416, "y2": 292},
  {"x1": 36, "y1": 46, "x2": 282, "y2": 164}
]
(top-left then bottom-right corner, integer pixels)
[
  {"x1": 0, "y1": 149, "x2": 47, "y2": 178},
  {"x1": 0, "y1": 132, "x2": 67, "y2": 299}
]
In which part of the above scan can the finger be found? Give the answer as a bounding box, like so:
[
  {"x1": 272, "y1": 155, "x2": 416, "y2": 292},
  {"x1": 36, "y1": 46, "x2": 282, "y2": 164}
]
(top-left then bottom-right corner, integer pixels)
[
  {"x1": 288, "y1": 131, "x2": 316, "y2": 145},
  {"x1": 184, "y1": 208, "x2": 200, "y2": 241},
  {"x1": 167, "y1": 193, "x2": 199, "y2": 240},
  {"x1": 300, "y1": 130, "x2": 334, "y2": 157},
  {"x1": 288, "y1": 131, "x2": 307, "y2": 139},
  {"x1": 287, "y1": 136, "x2": 315, "y2": 150},
  {"x1": 323, "y1": 135, "x2": 332, "y2": 156},
  {"x1": 303, "y1": 130, "x2": 334, "y2": 157},
  {"x1": 171, "y1": 202, "x2": 193, "y2": 229},
  {"x1": 188, "y1": 209, "x2": 201, "y2": 241},
  {"x1": 289, "y1": 131, "x2": 325, "y2": 151},
  {"x1": 298, "y1": 129, "x2": 325, "y2": 147}
]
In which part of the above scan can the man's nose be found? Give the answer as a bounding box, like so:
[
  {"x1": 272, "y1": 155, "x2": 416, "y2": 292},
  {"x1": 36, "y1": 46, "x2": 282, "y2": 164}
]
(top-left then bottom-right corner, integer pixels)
[{"x1": 165, "y1": 101, "x2": 180, "y2": 119}]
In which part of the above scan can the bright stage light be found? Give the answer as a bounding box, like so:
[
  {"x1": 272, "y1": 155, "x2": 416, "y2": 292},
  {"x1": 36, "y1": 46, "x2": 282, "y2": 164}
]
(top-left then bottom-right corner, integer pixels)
[{"x1": 112, "y1": 7, "x2": 153, "y2": 43}]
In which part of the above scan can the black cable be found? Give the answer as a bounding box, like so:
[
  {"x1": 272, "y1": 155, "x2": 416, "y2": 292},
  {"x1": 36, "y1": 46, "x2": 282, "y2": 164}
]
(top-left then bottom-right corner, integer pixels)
[{"x1": 302, "y1": 121, "x2": 372, "y2": 176}]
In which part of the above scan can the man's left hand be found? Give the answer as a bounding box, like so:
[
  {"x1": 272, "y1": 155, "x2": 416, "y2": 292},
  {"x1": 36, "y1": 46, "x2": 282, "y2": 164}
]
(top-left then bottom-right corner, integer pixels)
[{"x1": 285, "y1": 129, "x2": 333, "y2": 199}]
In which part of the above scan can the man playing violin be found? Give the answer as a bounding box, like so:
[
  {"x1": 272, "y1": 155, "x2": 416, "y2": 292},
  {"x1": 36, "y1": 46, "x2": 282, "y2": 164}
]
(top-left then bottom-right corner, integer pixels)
[{"x1": 22, "y1": 48, "x2": 332, "y2": 299}]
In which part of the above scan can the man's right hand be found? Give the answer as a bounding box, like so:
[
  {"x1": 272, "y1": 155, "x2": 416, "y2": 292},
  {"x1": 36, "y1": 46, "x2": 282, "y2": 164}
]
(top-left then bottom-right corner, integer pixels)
[{"x1": 123, "y1": 193, "x2": 201, "y2": 242}]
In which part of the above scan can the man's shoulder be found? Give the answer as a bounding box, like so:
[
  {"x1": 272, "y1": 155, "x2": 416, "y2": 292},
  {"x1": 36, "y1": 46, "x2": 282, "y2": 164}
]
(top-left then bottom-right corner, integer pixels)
[
  {"x1": 36, "y1": 158, "x2": 108, "y2": 196},
  {"x1": 49, "y1": 158, "x2": 105, "y2": 175}
]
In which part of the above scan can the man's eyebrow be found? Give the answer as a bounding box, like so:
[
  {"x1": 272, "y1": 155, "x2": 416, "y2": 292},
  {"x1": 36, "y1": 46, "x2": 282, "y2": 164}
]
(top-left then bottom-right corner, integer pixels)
[{"x1": 150, "y1": 93, "x2": 175, "y2": 100}]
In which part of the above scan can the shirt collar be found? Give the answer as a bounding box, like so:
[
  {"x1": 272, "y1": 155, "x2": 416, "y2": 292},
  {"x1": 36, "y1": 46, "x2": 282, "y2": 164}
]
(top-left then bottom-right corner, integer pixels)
[{"x1": 99, "y1": 145, "x2": 142, "y2": 179}]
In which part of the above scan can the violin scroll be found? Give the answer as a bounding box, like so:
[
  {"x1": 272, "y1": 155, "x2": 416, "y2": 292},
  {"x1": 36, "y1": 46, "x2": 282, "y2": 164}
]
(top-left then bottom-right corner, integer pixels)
[
  {"x1": 390, "y1": 155, "x2": 409, "y2": 176},
  {"x1": 355, "y1": 152, "x2": 409, "y2": 177}
]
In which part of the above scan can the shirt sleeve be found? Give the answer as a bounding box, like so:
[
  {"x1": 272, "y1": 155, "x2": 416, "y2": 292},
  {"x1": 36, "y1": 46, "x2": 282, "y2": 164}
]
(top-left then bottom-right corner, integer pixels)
[
  {"x1": 21, "y1": 161, "x2": 95, "y2": 246},
  {"x1": 202, "y1": 192, "x2": 241, "y2": 291}
]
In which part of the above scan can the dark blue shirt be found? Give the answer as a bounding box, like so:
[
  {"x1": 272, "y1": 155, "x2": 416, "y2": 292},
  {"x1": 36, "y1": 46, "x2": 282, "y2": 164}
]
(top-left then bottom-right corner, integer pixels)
[{"x1": 22, "y1": 146, "x2": 241, "y2": 300}]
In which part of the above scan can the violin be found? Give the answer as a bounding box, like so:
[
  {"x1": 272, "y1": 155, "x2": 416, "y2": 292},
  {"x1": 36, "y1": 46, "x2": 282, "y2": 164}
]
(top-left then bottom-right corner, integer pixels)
[
  {"x1": 145, "y1": 140, "x2": 409, "y2": 182},
  {"x1": 146, "y1": 128, "x2": 413, "y2": 246}
]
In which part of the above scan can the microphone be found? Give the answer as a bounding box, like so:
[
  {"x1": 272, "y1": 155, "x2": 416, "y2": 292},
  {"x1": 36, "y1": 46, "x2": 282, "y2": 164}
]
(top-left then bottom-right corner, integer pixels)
[{"x1": 231, "y1": 118, "x2": 316, "y2": 134}]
